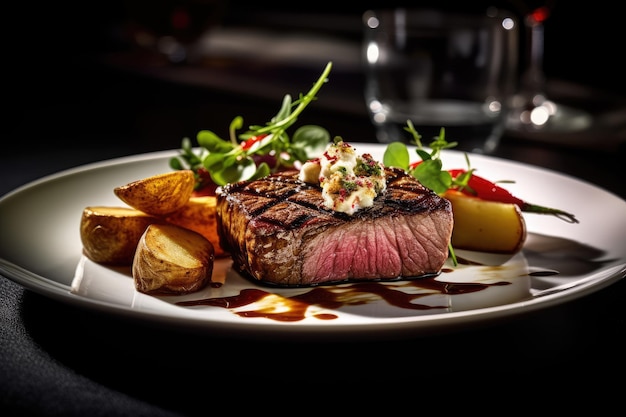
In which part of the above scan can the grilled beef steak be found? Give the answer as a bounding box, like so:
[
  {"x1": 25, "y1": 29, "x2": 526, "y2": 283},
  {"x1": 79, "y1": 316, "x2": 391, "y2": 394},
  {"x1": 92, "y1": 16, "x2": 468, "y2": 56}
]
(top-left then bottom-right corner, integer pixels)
[{"x1": 216, "y1": 167, "x2": 453, "y2": 287}]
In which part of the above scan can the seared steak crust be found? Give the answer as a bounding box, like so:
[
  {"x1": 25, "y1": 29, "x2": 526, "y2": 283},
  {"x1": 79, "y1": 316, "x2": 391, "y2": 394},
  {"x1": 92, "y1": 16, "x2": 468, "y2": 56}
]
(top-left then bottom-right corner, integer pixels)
[{"x1": 216, "y1": 167, "x2": 453, "y2": 287}]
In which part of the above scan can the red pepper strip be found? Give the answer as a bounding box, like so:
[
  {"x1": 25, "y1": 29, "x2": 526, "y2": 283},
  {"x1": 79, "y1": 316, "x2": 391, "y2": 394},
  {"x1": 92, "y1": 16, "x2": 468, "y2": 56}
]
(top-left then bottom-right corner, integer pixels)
[
  {"x1": 241, "y1": 133, "x2": 268, "y2": 150},
  {"x1": 448, "y1": 169, "x2": 579, "y2": 223},
  {"x1": 448, "y1": 169, "x2": 524, "y2": 205}
]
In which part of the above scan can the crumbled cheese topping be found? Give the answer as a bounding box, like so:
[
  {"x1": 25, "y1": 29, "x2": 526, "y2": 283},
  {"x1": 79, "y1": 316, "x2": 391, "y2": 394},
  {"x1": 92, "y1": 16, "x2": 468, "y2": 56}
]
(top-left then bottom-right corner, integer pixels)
[{"x1": 299, "y1": 139, "x2": 386, "y2": 215}]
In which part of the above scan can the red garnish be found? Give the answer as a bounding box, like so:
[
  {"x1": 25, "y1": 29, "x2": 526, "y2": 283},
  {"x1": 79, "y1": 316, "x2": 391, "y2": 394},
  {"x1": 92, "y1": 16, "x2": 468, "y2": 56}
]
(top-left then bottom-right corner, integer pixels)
[
  {"x1": 241, "y1": 134, "x2": 269, "y2": 151},
  {"x1": 448, "y1": 169, "x2": 524, "y2": 206}
]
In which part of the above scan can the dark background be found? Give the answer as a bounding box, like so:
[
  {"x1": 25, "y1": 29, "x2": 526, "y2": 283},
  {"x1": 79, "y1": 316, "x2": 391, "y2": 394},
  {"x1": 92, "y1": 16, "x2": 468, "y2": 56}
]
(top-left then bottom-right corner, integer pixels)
[
  {"x1": 5, "y1": 0, "x2": 625, "y2": 160},
  {"x1": 8, "y1": 1, "x2": 623, "y2": 89}
]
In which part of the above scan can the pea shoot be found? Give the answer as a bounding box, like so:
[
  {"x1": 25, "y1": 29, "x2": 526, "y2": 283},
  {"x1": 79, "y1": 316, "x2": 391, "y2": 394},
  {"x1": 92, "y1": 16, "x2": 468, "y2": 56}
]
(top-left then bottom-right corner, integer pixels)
[
  {"x1": 170, "y1": 62, "x2": 334, "y2": 189},
  {"x1": 383, "y1": 121, "x2": 459, "y2": 194}
]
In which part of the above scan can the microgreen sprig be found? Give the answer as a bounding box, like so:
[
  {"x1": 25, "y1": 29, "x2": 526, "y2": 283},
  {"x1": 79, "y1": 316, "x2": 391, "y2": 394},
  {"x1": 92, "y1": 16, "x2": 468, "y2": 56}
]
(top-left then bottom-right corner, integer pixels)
[
  {"x1": 383, "y1": 120, "x2": 462, "y2": 194},
  {"x1": 170, "y1": 62, "x2": 334, "y2": 187}
]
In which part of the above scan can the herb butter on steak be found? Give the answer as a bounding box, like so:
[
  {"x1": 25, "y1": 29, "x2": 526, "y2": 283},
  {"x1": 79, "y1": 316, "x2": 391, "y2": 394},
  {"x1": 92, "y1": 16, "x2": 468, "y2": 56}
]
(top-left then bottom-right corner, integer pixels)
[{"x1": 215, "y1": 156, "x2": 454, "y2": 287}]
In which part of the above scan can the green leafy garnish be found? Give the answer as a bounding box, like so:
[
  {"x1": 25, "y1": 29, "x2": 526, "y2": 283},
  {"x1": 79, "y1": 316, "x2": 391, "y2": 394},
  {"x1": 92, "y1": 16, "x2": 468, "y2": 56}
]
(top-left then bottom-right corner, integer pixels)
[
  {"x1": 170, "y1": 62, "x2": 334, "y2": 188},
  {"x1": 383, "y1": 120, "x2": 460, "y2": 194}
]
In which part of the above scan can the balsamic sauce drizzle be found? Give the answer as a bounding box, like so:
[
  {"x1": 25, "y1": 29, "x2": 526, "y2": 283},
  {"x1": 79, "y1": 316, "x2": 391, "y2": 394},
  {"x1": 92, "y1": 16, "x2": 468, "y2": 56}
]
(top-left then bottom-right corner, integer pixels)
[{"x1": 176, "y1": 274, "x2": 511, "y2": 322}]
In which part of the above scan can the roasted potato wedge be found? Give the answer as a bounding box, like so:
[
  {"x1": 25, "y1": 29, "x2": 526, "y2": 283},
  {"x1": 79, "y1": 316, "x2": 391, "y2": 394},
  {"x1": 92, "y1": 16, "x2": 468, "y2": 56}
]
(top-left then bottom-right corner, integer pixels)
[
  {"x1": 444, "y1": 190, "x2": 527, "y2": 254},
  {"x1": 132, "y1": 223, "x2": 215, "y2": 295},
  {"x1": 165, "y1": 196, "x2": 228, "y2": 257},
  {"x1": 80, "y1": 206, "x2": 164, "y2": 265},
  {"x1": 113, "y1": 170, "x2": 195, "y2": 216}
]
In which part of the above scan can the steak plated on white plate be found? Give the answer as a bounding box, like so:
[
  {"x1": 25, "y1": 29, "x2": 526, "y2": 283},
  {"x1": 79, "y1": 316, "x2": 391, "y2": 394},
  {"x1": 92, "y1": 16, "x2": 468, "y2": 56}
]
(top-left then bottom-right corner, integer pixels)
[{"x1": 216, "y1": 166, "x2": 454, "y2": 287}]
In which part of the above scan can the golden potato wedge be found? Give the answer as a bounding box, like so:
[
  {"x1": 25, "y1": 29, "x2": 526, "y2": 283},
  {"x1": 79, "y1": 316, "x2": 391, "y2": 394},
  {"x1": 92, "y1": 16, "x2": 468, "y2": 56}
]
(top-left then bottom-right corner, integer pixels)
[
  {"x1": 113, "y1": 170, "x2": 195, "y2": 216},
  {"x1": 165, "y1": 196, "x2": 228, "y2": 257},
  {"x1": 132, "y1": 223, "x2": 215, "y2": 295},
  {"x1": 444, "y1": 190, "x2": 527, "y2": 254},
  {"x1": 80, "y1": 206, "x2": 164, "y2": 265}
]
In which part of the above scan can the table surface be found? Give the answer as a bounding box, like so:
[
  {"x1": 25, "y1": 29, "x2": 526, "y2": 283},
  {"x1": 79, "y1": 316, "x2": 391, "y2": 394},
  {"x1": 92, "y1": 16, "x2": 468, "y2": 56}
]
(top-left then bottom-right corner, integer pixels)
[{"x1": 3, "y1": 16, "x2": 626, "y2": 414}]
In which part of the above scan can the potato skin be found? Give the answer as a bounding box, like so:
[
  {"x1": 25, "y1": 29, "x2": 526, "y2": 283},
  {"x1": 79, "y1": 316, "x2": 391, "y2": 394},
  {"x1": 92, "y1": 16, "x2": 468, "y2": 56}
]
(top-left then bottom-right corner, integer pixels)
[
  {"x1": 80, "y1": 206, "x2": 164, "y2": 265},
  {"x1": 132, "y1": 223, "x2": 215, "y2": 295},
  {"x1": 113, "y1": 170, "x2": 195, "y2": 216},
  {"x1": 444, "y1": 190, "x2": 527, "y2": 254},
  {"x1": 165, "y1": 196, "x2": 228, "y2": 257}
]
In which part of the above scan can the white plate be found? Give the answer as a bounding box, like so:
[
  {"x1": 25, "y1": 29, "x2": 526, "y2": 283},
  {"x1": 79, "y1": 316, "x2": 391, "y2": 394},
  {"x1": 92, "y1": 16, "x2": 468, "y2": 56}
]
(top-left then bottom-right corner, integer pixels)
[{"x1": 1, "y1": 144, "x2": 625, "y2": 340}]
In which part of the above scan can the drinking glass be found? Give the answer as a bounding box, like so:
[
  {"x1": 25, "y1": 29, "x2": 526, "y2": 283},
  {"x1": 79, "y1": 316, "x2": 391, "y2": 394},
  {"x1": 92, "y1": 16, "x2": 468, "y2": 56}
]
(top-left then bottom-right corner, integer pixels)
[
  {"x1": 363, "y1": 8, "x2": 519, "y2": 153},
  {"x1": 506, "y1": 0, "x2": 593, "y2": 132}
]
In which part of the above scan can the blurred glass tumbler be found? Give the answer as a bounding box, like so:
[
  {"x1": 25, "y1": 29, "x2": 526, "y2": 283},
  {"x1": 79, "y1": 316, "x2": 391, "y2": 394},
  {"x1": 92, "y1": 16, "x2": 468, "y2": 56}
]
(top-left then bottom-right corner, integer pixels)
[{"x1": 363, "y1": 8, "x2": 519, "y2": 153}]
